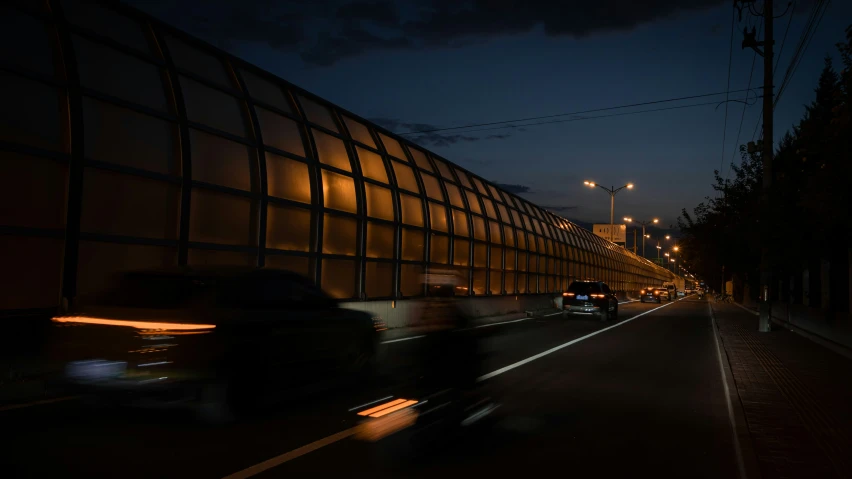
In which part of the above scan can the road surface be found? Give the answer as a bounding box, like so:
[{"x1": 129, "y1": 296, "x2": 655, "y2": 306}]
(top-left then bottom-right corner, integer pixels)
[{"x1": 1, "y1": 296, "x2": 739, "y2": 478}]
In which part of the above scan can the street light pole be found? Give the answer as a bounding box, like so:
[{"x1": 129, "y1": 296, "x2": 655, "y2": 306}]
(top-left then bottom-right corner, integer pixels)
[
  {"x1": 610, "y1": 191, "x2": 615, "y2": 243},
  {"x1": 624, "y1": 217, "x2": 659, "y2": 258},
  {"x1": 584, "y1": 181, "x2": 633, "y2": 244}
]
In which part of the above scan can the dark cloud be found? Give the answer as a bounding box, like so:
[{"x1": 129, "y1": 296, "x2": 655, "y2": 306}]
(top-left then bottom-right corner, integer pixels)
[
  {"x1": 301, "y1": 26, "x2": 413, "y2": 66},
  {"x1": 128, "y1": 0, "x2": 728, "y2": 66},
  {"x1": 370, "y1": 117, "x2": 513, "y2": 147},
  {"x1": 335, "y1": 0, "x2": 400, "y2": 25},
  {"x1": 495, "y1": 183, "x2": 532, "y2": 194},
  {"x1": 402, "y1": 0, "x2": 725, "y2": 49}
]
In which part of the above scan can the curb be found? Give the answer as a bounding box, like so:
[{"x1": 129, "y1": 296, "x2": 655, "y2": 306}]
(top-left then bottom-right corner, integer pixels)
[{"x1": 708, "y1": 302, "x2": 763, "y2": 479}]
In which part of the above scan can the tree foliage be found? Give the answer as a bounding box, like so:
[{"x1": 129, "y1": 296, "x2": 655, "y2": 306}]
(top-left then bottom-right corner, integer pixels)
[{"x1": 678, "y1": 26, "x2": 852, "y2": 292}]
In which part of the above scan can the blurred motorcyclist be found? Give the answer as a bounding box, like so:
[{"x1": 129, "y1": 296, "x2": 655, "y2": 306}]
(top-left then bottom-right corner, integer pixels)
[{"x1": 413, "y1": 272, "x2": 482, "y2": 398}]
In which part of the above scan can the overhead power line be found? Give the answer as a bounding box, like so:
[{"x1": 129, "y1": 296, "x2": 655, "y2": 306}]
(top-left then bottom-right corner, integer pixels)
[
  {"x1": 726, "y1": 21, "x2": 763, "y2": 184},
  {"x1": 773, "y1": 0, "x2": 796, "y2": 79},
  {"x1": 397, "y1": 87, "x2": 761, "y2": 136},
  {"x1": 775, "y1": 0, "x2": 830, "y2": 108},
  {"x1": 413, "y1": 97, "x2": 756, "y2": 135},
  {"x1": 719, "y1": 6, "x2": 737, "y2": 183}
]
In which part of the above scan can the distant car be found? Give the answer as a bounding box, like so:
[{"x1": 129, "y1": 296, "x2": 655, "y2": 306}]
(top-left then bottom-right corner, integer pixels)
[
  {"x1": 677, "y1": 290, "x2": 686, "y2": 297},
  {"x1": 562, "y1": 280, "x2": 619, "y2": 321},
  {"x1": 50, "y1": 267, "x2": 383, "y2": 423},
  {"x1": 665, "y1": 284, "x2": 676, "y2": 299},
  {"x1": 656, "y1": 287, "x2": 672, "y2": 301},
  {"x1": 639, "y1": 287, "x2": 663, "y2": 303}
]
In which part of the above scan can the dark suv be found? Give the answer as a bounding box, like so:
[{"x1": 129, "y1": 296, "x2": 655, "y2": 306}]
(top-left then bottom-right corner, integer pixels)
[{"x1": 562, "y1": 281, "x2": 619, "y2": 321}]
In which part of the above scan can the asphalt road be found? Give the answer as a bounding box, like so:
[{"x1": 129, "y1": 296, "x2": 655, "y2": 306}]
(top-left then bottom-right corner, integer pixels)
[{"x1": 1, "y1": 296, "x2": 739, "y2": 479}]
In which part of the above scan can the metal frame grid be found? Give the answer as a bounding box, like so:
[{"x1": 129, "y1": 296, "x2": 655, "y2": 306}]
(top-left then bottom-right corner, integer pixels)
[{"x1": 0, "y1": 0, "x2": 675, "y2": 313}]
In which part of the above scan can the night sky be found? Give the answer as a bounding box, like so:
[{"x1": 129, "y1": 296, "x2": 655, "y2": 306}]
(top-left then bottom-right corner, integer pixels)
[{"x1": 127, "y1": 0, "x2": 851, "y2": 232}]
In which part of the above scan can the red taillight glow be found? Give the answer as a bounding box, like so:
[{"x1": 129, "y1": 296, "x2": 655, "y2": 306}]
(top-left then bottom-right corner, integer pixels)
[
  {"x1": 51, "y1": 316, "x2": 216, "y2": 331},
  {"x1": 590, "y1": 294, "x2": 605, "y2": 298},
  {"x1": 563, "y1": 292, "x2": 575, "y2": 297}
]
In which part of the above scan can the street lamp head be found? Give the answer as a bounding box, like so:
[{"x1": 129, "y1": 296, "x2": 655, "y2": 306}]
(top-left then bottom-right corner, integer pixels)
[
  {"x1": 671, "y1": 259, "x2": 676, "y2": 263},
  {"x1": 652, "y1": 219, "x2": 659, "y2": 223},
  {"x1": 626, "y1": 183, "x2": 634, "y2": 189},
  {"x1": 665, "y1": 235, "x2": 671, "y2": 240},
  {"x1": 673, "y1": 246, "x2": 679, "y2": 251},
  {"x1": 584, "y1": 181, "x2": 595, "y2": 187},
  {"x1": 644, "y1": 234, "x2": 651, "y2": 238},
  {"x1": 656, "y1": 245, "x2": 661, "y2": 249},
  {"x1": 665, "y1": 253, "x2": 670, "y2": 257},
  {"x1": 624, "y1": 217, "x2": 632, "y2": 222}
]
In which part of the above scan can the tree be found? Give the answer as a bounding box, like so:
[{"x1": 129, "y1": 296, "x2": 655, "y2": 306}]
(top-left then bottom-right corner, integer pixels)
[{"x1": 678, "y1": 25, "x2": 852, "y2": 298}]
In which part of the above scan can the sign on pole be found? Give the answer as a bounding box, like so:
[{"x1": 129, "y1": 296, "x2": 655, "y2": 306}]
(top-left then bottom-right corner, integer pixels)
[{"x1": 593, "y1": 224, "x2": 626, "y2": 243}]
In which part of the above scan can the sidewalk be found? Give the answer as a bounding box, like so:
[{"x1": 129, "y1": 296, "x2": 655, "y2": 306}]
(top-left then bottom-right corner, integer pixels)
[
  {"x1": 740, "y1": 299, "x2": 852, "y2": 356},
  {"x1": 711, "y1": 301, "x2": 852, "y2": 479}
]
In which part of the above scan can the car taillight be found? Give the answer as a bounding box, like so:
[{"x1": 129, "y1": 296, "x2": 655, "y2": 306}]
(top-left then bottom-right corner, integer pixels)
[
  {"x1": 654, "y1": 291, "x2": 660, "y2": 295},
  {"x1": 640, "y1": 290, "x2": 645, "y2": 294},
  {"x1": 563, "y1": 292, "x2": 575, "y2": 297},
  {"x1": 372, "y1": 316, "x2": 387, "y2": 332},
  {"x1": 51, "y1": 316, "x2": 216, "y2": 333},
  {"x1": 590, "y1": 294, "x2": 605, "y2": 298}
]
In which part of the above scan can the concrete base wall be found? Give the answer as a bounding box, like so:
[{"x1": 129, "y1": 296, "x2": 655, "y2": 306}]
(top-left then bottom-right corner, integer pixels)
[{"x1": 341, "y1": 294, "x2": 560, "y2": 329}]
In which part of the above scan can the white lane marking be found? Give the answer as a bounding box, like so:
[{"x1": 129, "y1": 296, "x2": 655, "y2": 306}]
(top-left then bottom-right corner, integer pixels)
[
  {"x1": 542, "y1": 312, "x2": 562, "y2": 317},
  {"x1": 471, "y1": 317, "x2": 530, "y2": 328},
  {"x1": 477, "y1": 297, "x2": 686, "y2": 381},
  {"x1": 380, "y1": 335, "x2": 425, "y2": 344},
  {"x1": 0, "y1": 395, "x2": 79, "y2": 413},
  {"x1": 619, "y1": 299, "x2": 640, "y2": 304},
  {"x1": 709, "y1": 303, "x2": 748, "y2": 479},
  {"x1": 226, "y1": 296, "x2": 689, "y2": 478},
  {"x1": 221, "y1": 427, "x2": 359, "y2": 479},
  {"x1": 347, "y1": 395, "x2": 394, "y2": 412}
]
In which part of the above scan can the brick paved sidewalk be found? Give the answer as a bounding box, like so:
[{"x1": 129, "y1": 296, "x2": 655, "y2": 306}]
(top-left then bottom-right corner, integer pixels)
[{"x1": 711, "y1": 301, "x2": 852, "y2": 479}]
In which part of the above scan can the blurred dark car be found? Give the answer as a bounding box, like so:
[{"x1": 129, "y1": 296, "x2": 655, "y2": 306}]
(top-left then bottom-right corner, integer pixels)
[
  {"x1": 639, "y1": 286, "x2": 663, "y2": 303},
  {"x1": 562, "y1": 280, "x2": 618, "y2": 320},
  {"x1": 50, "y1": 267, "x2": 383, "y2": 422}
]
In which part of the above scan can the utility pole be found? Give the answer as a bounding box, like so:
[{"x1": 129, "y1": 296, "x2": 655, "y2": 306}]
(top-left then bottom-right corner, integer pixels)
[
  {"x1": 633, "y1": 228, "x2": 638, "y2": 254},
  {"x1": 759, "y1": 0, "x2": 773, "y2": 332},
  {"x1": 738, "y1": 0, "x2": 773, "y2": 331}
]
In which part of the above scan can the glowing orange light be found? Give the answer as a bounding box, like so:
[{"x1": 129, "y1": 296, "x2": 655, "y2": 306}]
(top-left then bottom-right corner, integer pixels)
[
  {"x1": 52, "y1": 316, "x2": 216, "y2": 331},
  {"x1": 369, "y1": 400, "x2": 418, "y2": 418},
  {"x1": 356, "y1": 399, "x2": 407, "y2": 417}
]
